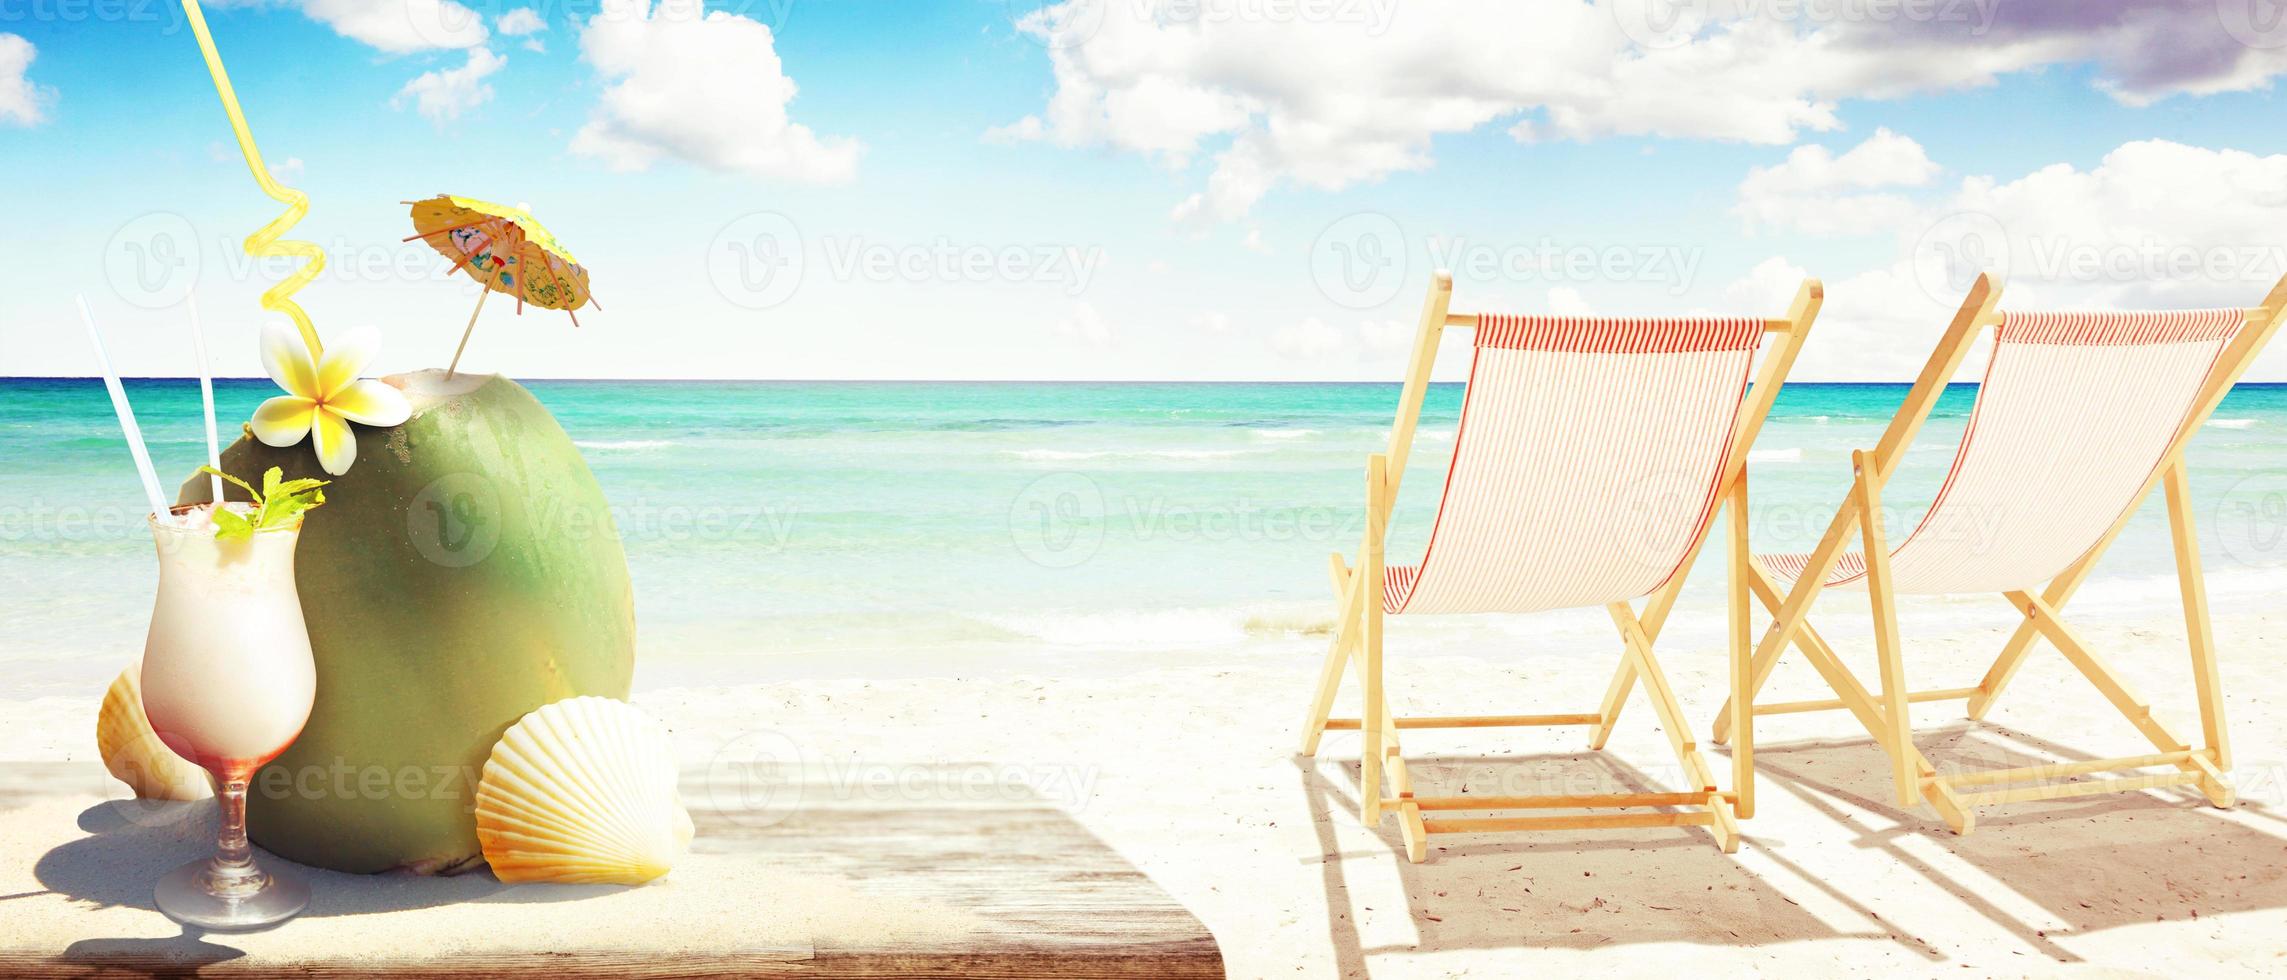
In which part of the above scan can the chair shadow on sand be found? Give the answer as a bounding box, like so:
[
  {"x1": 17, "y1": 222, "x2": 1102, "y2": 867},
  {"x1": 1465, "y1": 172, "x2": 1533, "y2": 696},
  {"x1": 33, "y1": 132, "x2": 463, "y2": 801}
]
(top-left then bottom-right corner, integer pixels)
[
  {"x1": 1293, "y1": 750, "x2": 1930, "y2": 972},
  {"x1": 14, "y1": 763, "x2": 603, "y2": 972},
  {"x1": 1743, "y1": 723, "x2": 2287, "y2": 963}
]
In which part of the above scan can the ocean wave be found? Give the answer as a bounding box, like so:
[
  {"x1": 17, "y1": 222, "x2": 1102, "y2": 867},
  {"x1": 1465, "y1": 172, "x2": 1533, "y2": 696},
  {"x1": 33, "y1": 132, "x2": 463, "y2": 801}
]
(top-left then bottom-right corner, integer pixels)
[
  {"x1": 2208, "y1": 419, "x2": 2258, "y2": 430},
  {"x1": 576, "y1": 439, "x2": 675, "y2": 451},
  {"x1": 1251, "y1": 428, "x2": 1319, "y2": 440},
  {"x1": 976, "y1": 605, "x2": 1331, "y2": 648},
  {"x1": 1003, "y1": 448, "x2": 1253, "y2": 462},
  {"x1": 1748, "y1": 448, "x2": 1802, "y2": 464}
]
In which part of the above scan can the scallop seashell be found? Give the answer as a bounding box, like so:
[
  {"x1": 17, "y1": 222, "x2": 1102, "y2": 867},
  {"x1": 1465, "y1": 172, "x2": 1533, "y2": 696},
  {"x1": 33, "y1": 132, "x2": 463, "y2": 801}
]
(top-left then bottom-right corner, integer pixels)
[
  {"x1": 474, "y1": 696, "x2": 692, "y2": 885},
  {"x1": 96, "y1": 660, "x2": 213, "y2": 801}
]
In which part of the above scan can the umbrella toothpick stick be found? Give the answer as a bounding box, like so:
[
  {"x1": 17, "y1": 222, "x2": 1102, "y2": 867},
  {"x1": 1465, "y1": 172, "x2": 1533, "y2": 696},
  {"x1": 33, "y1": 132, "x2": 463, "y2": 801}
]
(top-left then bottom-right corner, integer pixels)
[{"x1": 446, "y1": 272, "x2": 494, "y2": 380}]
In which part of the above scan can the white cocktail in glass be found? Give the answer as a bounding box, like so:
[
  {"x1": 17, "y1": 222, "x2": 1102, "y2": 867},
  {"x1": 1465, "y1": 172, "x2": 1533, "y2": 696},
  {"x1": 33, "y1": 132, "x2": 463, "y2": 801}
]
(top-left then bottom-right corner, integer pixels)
[{"x1": 140, "y1": 502, "x2": 317, "y2": 929}]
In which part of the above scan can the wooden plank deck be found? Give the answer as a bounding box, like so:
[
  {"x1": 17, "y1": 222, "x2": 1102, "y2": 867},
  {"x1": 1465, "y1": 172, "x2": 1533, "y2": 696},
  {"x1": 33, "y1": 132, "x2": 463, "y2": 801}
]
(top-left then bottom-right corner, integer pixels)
[{"x1": 0, "y1": 764, "x2": 1224, "y2": 978}]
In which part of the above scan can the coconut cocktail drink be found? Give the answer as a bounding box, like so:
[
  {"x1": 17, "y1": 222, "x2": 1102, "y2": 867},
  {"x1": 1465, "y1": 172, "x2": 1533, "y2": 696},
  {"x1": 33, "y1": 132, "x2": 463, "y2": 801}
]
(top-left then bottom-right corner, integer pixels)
[{"x1": 143, "y1": 478, "x2": 326, "y2": 930}]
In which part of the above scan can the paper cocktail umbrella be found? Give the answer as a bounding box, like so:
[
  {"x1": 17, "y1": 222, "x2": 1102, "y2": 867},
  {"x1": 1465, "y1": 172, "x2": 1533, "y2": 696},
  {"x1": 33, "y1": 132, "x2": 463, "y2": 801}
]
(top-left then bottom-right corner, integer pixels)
[{"x1": 405, "y1": 195, "x2": 596, "y2": 378}]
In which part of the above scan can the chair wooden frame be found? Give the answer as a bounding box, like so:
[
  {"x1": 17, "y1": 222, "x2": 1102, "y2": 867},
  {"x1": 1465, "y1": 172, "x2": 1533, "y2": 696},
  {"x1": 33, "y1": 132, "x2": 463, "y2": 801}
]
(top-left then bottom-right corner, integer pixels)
[
  {"x1": 1707, "y1": 271, "x2": 2287, "y2": 834},
  {"x1": 1298, "y1": 272, "x2": 1823, "y2": 862}
]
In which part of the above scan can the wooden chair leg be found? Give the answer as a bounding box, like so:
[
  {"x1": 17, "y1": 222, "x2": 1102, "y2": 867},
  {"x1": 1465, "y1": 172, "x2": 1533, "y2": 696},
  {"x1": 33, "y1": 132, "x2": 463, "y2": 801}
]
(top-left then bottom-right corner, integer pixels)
[
  {"x1": 1587, "y1": 655, "x2": 1637, "y2": 751},
  {"x1": 2012, "y1": 591, "x2": 2233, "y2": 808},
  {"x1": 1343, "y1": 625, "x2": 1427, "y2": 859},
  {"x1": 1299, "y1": 555, "x2": 1362, "y2": 756},
  {"x1": 1967, "y1": 556, "x2": 2094, "y2": 720},
  {"x1": 1710, "y1": 615, "x2": 1788, "y2": 745},
  {"x1": 1744, "y1": 564, "x2": 1976, "y2": 833},
  {"x1": 1361, "y1": 456, "x2": 1388, "y2": 826},
  {"x1": 1727, "y1": 477, "x2": 1755, "y2": 819},
  {"x1": 1609, "y1": 603, "x2": 1739, "y2": 853},
  {"x1": 2166, "y1": 462, "x2": 2234, "y2": 806},
  {"x1": 1853, "y1": 451, "x2": 1918, "y2": 808},
  {"x1": 1590, "y1": 561, "x2": 1697, "y2": 749}
]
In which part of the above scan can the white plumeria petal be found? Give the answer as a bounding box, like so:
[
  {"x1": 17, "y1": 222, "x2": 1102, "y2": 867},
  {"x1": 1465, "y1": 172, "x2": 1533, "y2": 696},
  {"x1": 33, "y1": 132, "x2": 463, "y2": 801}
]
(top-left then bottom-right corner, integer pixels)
[
  {"x1": 316, "y1": 327, "x2": 384, "y2": 401},
  {"x1": 260, "y1": 324, "x2": 321, "y2": 398},
  {"x1": 328, "y1": 378, "x2": 413, "y2": 428},
  {"x1": 250, "y1": 396, "x2": 317, "y2": 448},
  {"x1": 310, "y1": 410, "x2": 358, "y2": 476}
]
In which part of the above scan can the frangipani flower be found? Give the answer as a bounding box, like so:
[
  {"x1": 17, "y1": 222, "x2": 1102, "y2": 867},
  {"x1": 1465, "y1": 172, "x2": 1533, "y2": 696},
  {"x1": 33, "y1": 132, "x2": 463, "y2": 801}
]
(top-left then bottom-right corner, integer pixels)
[{"x1": 252, "y1": 325, "x2": 412, "y2": 476}]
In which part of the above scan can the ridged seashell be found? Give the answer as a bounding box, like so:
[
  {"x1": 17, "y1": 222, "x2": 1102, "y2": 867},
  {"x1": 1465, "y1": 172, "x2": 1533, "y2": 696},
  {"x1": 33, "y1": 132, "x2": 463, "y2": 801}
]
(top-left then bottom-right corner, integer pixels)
[
  {"x1": 475, "y1": 696, "x2": 692, "y2": 884},
  {"x1": 96, "y1": 660, "x2": 213, "y2": 801}
]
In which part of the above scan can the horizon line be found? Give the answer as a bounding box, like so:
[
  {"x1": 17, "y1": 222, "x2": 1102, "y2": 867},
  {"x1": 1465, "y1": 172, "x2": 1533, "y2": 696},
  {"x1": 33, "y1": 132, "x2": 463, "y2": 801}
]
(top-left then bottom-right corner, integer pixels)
[{"x1": 6, "y1": 375, "x2": 2287, "y2": 387}]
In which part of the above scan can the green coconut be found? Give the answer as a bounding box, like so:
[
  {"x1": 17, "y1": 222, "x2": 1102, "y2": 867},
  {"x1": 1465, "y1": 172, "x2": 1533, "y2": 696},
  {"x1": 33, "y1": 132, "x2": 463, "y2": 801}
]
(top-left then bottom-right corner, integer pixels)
[{"x1": 180, "y1": 370, "x2": 635, "y2": 874}]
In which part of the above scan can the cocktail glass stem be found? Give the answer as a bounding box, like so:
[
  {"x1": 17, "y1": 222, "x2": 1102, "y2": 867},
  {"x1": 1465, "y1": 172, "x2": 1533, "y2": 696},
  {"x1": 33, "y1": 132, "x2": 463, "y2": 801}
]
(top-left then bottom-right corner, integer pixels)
[
  {"x1": 155, "y1": 767, "x2": 310, "y2": 929},
  {"x1": 203, "y1": 772, "x2": 270, "y2": 901}
]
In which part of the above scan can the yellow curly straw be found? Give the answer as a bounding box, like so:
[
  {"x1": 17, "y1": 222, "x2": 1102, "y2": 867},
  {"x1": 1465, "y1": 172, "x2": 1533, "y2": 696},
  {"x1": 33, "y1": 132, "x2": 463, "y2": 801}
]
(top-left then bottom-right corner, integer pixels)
[{"x1": 179, "y1": 0, "x2": 325, "y2": 357}]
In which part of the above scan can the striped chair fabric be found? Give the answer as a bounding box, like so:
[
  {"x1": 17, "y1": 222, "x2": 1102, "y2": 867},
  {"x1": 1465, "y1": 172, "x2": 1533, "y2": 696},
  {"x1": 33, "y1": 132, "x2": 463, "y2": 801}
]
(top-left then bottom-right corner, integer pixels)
[
  {"x1": 1758, "y1": 309, "x2": 2243, "y2": 595},
  {"x1": 1382, "y1": 315, "x2": 1764, "y2": 616}
]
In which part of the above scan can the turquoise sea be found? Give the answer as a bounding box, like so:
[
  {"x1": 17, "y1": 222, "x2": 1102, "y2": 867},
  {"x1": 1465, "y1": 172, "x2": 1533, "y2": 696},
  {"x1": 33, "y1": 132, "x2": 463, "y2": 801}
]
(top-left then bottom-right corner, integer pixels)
[{"x1": 4, "y1": 379, "x2": 2284, "y2": 697}]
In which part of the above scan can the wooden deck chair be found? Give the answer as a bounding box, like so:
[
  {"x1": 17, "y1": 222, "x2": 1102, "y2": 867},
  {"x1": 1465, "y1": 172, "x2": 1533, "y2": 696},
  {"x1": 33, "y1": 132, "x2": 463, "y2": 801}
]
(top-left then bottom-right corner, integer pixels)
[
  {"x1": 1298, "y1": 271, "x2": 1823, "y2": 862},
  {"x1": 1710, "y1": 271, "x2": 2287, "y2": 834}
]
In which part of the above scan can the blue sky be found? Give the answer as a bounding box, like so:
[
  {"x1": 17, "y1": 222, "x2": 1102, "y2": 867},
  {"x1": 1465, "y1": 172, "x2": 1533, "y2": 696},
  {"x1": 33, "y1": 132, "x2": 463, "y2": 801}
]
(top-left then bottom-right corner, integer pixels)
[{"x1": 3, "y1": 0, "x2": 2286, "y2": 381}]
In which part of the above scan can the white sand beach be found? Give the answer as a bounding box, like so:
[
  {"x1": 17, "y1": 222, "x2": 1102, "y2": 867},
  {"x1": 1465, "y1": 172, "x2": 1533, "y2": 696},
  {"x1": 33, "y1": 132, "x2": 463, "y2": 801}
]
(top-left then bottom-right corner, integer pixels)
[{"x1": 6, "y1": 585, "x2": 2286, "y2": 976}]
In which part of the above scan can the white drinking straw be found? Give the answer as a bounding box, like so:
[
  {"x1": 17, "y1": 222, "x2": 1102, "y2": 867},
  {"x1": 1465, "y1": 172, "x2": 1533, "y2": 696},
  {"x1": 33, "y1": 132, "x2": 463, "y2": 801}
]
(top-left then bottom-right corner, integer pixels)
[
  {"x1": 187, "y1": 294, "x2": 224, "y2": 502},
  {"x1": 77, "y1": 296, "x2": 170, "y2": 519}
]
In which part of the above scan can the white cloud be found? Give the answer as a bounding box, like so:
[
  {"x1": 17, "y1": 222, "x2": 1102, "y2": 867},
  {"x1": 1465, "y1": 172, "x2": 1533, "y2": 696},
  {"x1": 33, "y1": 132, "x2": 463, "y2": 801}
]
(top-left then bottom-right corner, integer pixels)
[
  {"x1": 0, "y1": 33, "x2": 53, "y2": 126},
  {"x1": 1358, "y1": 318, "x2": 1410, "y2": 352},
  {"x1": 1189, "y1": 311, "x2": 1231, "y2": 332},
  {"x1": 1241, "y1": 228, "x2": 1271, "y2": 255},
  {"x1": 572, "y1": 0, "x2": 860, "y2": 183},
  {"x1": 1941, "y1": 140, "x2": 2287, "y2": 308},
  {"x1": 1736, "y1": 128, "x2": 1939, "y2": 235},
  {"x1": 392, "y1": 47, "x2": 505, "y2": 124},
  {"x1": 497, "y1": 7, "x2": 545, "y2": 34},
  {"x1": 1546, "y1": 286, "x2": 1595, "y2": 316},
  {"x1": 1272, "y1": 317, "x2": 1347, "y2": 361},
  {"x1": 1054, "y1": 301, "x2": 1115, "y2": 346},
  {"x1": 269, "y1": 156, "x2": 305, "y2": 182},
  {"x1": 1727, "y1": 139, "x2": 2287, "y2": 379},
  {"x1": 1002, "y1": 1, "x2": 2287, "y2": 222},
  {"x1": 297, "y1": 0, "x2": 488, "y2": 52}
]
